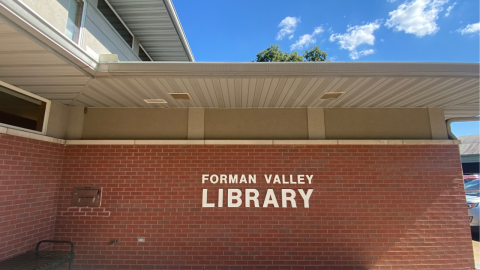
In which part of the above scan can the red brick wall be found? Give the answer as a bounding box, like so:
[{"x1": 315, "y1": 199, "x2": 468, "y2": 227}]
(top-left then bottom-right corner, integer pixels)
[
  {"x1": 0, "y1": 134, "x2": 64, "y2": 260},
  {"x1": 55, "y1": 144, "x2": 475, "y2": 270}
]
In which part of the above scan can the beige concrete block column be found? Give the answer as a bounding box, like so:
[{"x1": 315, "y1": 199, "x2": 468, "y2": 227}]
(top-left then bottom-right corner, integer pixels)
[
  {"x1": 46, "y1": 101, "x2": 69, "y2": 139},
  {"x1": 66, "y1": 107, "x2": 85, "y2": 140},
  {"x1": 188, "y1": 108, "x2": 205, "y2": 140},
  {"x1": 428, "y1": 108, "x2": 448, "y2": 139},
  {"x1": 307, "y1": 108, "x2": 326, "y2": 139}
]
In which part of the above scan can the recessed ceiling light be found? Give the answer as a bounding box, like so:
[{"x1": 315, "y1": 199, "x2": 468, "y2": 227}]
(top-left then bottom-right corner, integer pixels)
[
  {"x1": 169, "y1": 93, "x2": 191, "y2": 100},
  {"x1": 319, "y1": 92, "x2": 344, "y2": 100},
  {"x1": 144, "y1": 99, "x2": 167, "y2": 103}
]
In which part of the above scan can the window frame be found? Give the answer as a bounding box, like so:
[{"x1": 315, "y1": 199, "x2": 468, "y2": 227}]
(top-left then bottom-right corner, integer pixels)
[
  {"x1": 100, "y1": 0, "x2": 135, "y2": 49},
  {"x1": 97, "y1": 0, "x2": 151, "y2": 61},
  {"x1": 78, "y1": 0, "x2": 88, "y2": 47},
  {"x1": 0, "y1": 80, "x2": 51, "y2": 135},
  {"x1": 139, "y1": 43, "x2": 153, "y2": 61},
  {"x1": 65, "y1": 0, "x2": 85, "y2": 44}
]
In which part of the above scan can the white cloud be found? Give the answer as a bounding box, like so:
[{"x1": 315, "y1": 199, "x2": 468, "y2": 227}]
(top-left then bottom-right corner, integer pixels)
[
  {"x1": 385, "y1": 0, "x2": 449, "y2": 37},
  {"x1": 329, "y1": 21, "x2": 381, "y2": 60},
  {"x1": 276, "y1": 17, "x2": 300, "y2": 40},
  {"x1": 444, "y1": 2, "x2": 456, "y2": 17},
  {"x1": 290, "y1": 27, "x2": 324, "y2": 50},
  {"x1": 387, "y1": 0, "x2": 397, "y2": 2},
  {"x1": 350, "y1": 49, "x2": 375, "y2": 60},
  {"x1": 457, "y1": 22, "x2": 480, "y2": 35}
]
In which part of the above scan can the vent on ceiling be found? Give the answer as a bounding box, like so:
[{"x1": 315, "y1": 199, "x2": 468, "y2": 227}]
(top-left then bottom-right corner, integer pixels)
[
  {"x1": 169, "y1": 93, "x2": 191, "y2": 100},
  {"x1": 144, "y1": 99, "x2": 167, "y2": 104},
  {"x1": 319, "y1": 92, "x2": 344, "y2": 100}
]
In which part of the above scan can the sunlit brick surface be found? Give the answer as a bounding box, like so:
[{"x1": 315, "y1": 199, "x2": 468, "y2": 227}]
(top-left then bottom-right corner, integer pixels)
[{"x1": 53, "y1": 144, "x2": 475, "y2": 270}]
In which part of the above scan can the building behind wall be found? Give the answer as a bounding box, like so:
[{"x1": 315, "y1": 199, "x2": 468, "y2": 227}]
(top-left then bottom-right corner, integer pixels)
[
  {"x1": 0, "y1": 0, "x2": 479, "y2": 269},
  {"x1": 459, "y1": 134, "x2": 480, "y2": 175}
]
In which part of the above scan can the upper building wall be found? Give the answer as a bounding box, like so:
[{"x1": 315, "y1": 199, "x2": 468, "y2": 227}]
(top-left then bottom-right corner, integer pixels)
[
  {"x1": 43, "y1": 103, "x2": 449, "y2": 141},
  {"x1": 20, "y1": 0, "x2": 70, "y2": 33},
  {"x1": 81, "y1": 2, "x2": 140, "y2": 61},
  {"x1": 20, "y1": 0, "x2": 141, "y2": 61}
]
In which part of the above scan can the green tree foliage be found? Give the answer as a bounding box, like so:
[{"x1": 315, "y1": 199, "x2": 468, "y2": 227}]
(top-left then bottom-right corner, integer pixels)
[
  {"x1": 303, "y1": 46, "x2": 327, "y2": 62},
  {"x1": 255, "y1": 45, "x2": 327, "y2": 62}
]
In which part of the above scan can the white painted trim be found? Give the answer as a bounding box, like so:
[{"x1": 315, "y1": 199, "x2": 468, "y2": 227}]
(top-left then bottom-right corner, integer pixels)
[
  {"x1": 66, "y1": 140, "x2": 134, "y2": 145},
  {"x1": 337, "y1": 140, "x2": 404, "y2": 145},
  {"x1": 1, "y1": 127, "x2": 65, "y2": 144},
  {"x1": 204, "y1": 140, "x2": 273, "y2": 145},
  {"x1": 64, "y1": 139, "x2": 461, "y2": 145},
  {"x1": 78, "y1": 0, "x2": 88, "y2": 48},
  {"x1": 0, "y1": 128, "x2": 463, "y2": 146},
  {"x1": 136, "y1": 140, "x2": 204, "y2": 145},
  {"x1": 0, "y1": 80, "x2": 51, "y2": 135},
  {"x1": 274, "y1": 140, "x2": 337, "y2": 145},
  {"x1": 97, "y1": 62, "x2": 478, "y2": 77}
]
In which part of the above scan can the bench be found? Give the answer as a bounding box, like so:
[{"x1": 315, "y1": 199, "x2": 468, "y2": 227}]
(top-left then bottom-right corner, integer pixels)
[{"x1": 0, "y1": 240, "x2": 75, "y2": 270}]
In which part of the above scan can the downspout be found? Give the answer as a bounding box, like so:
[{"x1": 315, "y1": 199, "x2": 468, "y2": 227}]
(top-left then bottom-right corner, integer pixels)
[{"x1": 446, "y1": 117, "x2": 479, "y2": 140}]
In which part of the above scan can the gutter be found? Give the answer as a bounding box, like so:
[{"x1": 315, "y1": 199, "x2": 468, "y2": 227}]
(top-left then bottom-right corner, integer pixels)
[{"x1": 446, "y1": 117, "x2": 479, "y2": 140}]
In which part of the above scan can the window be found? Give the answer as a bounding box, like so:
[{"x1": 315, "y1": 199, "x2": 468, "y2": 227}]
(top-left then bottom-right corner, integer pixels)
[
  {"x1": 139, "y1": 45, "x2": 152, "y2": 61},
  {"x1": 97, "y1": 0, "x2": 133, "y2": 47},
  {"x1": 0, "y1": 81, "x2": 50, "y2": 133},
  {"x1": 65, "y1": 0, "x2": 84, "y2": 43}
]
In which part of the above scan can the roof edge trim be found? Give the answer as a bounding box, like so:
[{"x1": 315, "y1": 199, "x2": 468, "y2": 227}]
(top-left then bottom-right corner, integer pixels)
[{"x1": 163, "y1": 0, "x2": 195, "y2": 62}]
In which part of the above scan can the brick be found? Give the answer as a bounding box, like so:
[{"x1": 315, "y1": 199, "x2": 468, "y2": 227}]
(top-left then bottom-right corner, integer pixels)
[{"x1": 1, "y1": 135, "x2": 475, "y2": 269}]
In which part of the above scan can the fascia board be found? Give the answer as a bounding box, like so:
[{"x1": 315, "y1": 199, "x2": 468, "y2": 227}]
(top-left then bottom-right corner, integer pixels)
[{"x1": 96, "y1": 62, "x2": 479, "y2": 78}]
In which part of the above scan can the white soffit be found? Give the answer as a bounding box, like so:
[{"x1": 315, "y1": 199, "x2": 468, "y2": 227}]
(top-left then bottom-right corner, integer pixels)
[
  {"x1": 0, "y1": 16, "x2": 91, "y2": 106},
  {"x1": 82, "y1": 62, "x2": 478, "y2": 119},
  {"x1": 106, "y1": 0, "x2": 194, "y2": 62}
]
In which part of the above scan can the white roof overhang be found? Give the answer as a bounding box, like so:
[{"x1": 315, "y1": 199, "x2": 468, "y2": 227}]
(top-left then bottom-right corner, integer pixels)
[
  {"x1": 88, "y1": 62, "x2": 479, "y2": 119},
  {"x1": 106, "y1": 0, "x2": 194, "y2": 62},
  {"x1": 0, "y1": 1, "x2": 477, "y2": 118}
]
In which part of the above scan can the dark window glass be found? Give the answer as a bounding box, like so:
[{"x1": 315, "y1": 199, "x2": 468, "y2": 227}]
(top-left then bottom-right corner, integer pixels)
[
  {"x1": 139, "y1": 46, "x2": 151, "y2": 61},
  {"x1": 0, "y1": 86, "x2": 46, "y2": 132},
  {"x1": 97, "y1": 0, "x2": 133, "y2": 47}
]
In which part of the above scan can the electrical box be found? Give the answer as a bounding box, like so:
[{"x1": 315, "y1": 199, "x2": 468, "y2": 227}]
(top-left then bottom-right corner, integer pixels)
[{"x1": 71, "y1": 186, "x2": 102, "y2": 207}]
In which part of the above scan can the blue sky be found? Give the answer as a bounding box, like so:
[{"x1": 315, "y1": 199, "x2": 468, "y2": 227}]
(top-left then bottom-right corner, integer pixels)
[
  {"x1": 174, "y1": 0, "x2": 479, "y2": 62},
  {"x1": 173, "y1": 0, "x2": 479, "y2": 136}
]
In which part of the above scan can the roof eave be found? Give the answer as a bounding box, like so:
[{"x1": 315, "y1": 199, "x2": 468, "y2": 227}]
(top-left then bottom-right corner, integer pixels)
[{"x1": 163, "y1": 0, "x2": 195, "y2": 62}]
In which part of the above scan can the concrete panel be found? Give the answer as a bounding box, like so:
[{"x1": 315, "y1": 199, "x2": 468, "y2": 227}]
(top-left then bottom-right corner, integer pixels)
[
  {"x1": 46, "y1": 101, "x2": 69, "y2": 139},
  {"x1": 65, "y1": 106, "x2": 84, "y2": 139},
  {"x1": 307, "y1": 108, "x2": 325, "y2": 139},
  {"x1": 428, "y1": 108, "x2": 448, "y2": 139},
  {"x1": 188, "y1": 108, "x2": 205, "y2": 140},
  {"x1": 324, "y1": 108, "x2": 432, "y2": 140},
  {"x1": 21, "y1": 0, "x2": 69, "y2": 34},
  {"x1": 204, "y1": 109, "x2": 308, "y2": 140},
  {"x1": 82, "y1": 4, "x2": 140, "y2": 61},
  {"x1": 82, "y1": 108, "x2": 188, "y2": 139}
]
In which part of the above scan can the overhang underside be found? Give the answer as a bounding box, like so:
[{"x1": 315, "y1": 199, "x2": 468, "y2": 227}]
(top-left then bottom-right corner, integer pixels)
[
  {"x1": 105, "y1": 0, "x2": 194, "y2": 62},
  {"x1": 0, "y1": 14, "x2": 478, "y2": 119}
]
